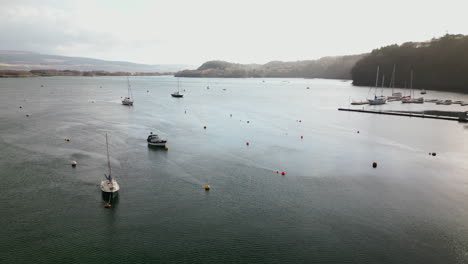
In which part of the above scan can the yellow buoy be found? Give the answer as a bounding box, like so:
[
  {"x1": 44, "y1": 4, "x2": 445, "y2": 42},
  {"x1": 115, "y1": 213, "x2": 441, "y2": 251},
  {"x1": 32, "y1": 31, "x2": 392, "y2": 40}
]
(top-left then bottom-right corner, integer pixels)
[
  {"x1": 165, "y1": 146, "x2": 169, "y2": 150},
  {"x1": 204, "y1": 185, "x2": 211, "y2": 191}
]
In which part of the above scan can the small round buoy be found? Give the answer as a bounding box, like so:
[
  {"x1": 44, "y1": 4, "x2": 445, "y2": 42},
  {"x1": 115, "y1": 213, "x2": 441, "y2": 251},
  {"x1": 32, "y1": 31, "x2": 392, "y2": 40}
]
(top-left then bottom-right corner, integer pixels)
[
  {"x1": 247, "y1": 121, "x2": 250, "y2": 123},
  {"x1": 276, "y1": 171, "x2": 279, "y2": 174},
  {"x1": 432, "y1": 153, "x2": 436, "y2": 156},
  {"x1": 204, "y1": 185, "x2": 211, "y2": 191},
  {"x1": 19, "y1": 106, "x2": 22, "y2": 109},
  {"x1": 204, "y1": 126, "x2": 206, "y2": 129},
  {"x1": 26, "y1": 114, "x2": 30, "y2": 117},
  {"x1": 65, "y1": 138, "x2": 70, "y2": 142},
  {"x1": 281, "y1": 172, "x2": 286, "y2": 176},
  {"x1": 357, "y1": 131, "x2": 360, "y2": 134},
  {"x1": 104, "y1": 204, "x2": 111, "y2": 208},
  {"x1": 71, "y1": 161, "x2": 77, "y2": 167},
  {"x1": 299, "y1": 120, "x2": 302, "y2": 123},
  {"x1": 165, "y1": 146, "x2": 169, "y2": 150},
  {"x1": 300, "y1": 136, "x2": 303, "y2": 139},
  {"x1": 372, "y1": 162, "x2": 377, "y2": 168},
  {"x1": 246, "y1": 142, "x2": 250, "y2": 146},
  {"x1": 429, "y1": 153, "x2": 431, "y2": 155}
]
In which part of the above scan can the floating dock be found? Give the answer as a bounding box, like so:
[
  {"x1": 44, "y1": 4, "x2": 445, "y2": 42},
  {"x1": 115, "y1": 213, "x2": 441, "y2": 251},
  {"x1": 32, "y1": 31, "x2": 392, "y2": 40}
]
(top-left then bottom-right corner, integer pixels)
[{"x1": 338, "y1": 108, "x2": 468, "y2": 122}]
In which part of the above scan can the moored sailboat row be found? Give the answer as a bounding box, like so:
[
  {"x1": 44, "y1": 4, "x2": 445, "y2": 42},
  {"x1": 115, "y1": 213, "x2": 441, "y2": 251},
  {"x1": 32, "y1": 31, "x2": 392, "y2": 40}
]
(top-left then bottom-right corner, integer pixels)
[{"x1": 352, "y1": 66, "x2": 429, "y2": 106}]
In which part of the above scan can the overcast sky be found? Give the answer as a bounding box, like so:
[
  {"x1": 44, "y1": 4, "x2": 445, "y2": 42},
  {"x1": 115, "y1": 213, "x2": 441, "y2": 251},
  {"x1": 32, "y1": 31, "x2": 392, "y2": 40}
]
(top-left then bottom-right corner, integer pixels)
[{"x1": 0, "y1": 0, "x2": 467, "y2": 65}]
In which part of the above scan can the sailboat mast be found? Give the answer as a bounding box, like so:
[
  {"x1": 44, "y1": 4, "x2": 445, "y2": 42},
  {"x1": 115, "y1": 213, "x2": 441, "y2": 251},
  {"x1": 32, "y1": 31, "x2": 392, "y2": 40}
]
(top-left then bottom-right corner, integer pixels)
[
  {"x1": 178, "y1": 78, "x2": 180, "y2": 93},
  {"x1": 106, "y1": 133, "x2": 112, "y2": 182},
  {"x1": 410, "y1": 70, "x2": 414, "y2": 97},
  {"x1": 375, "y1": 66, "x2": 380, "y2": 88},
  {"x1": 381, "y1": 75, "x2": 385, "y2": 95},
  {"x1": 127, "y1": 77, "x2": 133, "y2": 99},
  {"x1": 391, "y1": 64, "x2": 396, "y2": 93}
]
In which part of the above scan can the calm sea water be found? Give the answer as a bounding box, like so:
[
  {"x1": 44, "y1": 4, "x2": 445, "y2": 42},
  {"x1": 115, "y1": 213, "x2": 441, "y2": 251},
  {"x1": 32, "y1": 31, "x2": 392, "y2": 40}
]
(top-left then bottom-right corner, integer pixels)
[{"x1": 1, "y1": 76, "x2": 468, "y2": 263}]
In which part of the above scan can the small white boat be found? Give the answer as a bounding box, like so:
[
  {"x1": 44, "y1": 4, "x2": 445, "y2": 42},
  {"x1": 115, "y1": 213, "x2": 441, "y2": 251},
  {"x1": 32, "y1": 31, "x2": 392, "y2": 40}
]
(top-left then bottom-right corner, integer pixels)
[
  {"x1": 421, "y1": 89, "x2": 427, "y2": 94},
  {"x1": 101, "y1": 133, "x2": 120, "y2": 193},
  {"x1": 368, "y1": 97, "x2": 387, "y2": 105},
  {"x1": 387, "y1": 92, "x2": 402, "y2": 100},
  {"x1": 147, "y1": 132, "x2": 167, "y2": 147},
  {"x1": 122, "y1": 77, "x2": 134, "y2": 105}
]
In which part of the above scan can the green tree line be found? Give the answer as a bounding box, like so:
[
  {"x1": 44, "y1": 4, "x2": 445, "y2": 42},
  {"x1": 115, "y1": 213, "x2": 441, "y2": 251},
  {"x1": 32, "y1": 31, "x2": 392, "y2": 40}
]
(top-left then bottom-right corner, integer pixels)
[{"x1": 351, "y1": 34, "x2": 468, "y2": 93}]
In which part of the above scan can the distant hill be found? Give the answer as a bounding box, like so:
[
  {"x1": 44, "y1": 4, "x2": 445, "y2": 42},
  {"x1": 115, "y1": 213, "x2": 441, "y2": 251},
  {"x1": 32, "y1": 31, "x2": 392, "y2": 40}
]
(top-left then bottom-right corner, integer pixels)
[
  {"x1": 351, "y1": 34, "x2": 468, "y2": 93},
  {"x1": 0, "y1": 51, "x2": 193, "y2": 72},
  {"x1": 175, "y1": 54, "x2": 366, "y2": 79}
]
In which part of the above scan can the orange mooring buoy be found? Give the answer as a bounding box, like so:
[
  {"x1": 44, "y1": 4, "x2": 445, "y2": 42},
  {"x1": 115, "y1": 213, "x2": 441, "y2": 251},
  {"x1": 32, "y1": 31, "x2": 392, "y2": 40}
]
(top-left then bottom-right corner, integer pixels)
[{"x1": 204, "y1": 185, "x2": 211, "y2": 191}]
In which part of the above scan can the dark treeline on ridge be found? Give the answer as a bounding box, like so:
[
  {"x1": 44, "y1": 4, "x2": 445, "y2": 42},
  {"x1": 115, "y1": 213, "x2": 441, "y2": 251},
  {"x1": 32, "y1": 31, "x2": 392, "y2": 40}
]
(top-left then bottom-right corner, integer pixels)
[
  {"x1": 351, "y1": 34, "x2": 468, "y2": 93},
  {"x1": 175, "y1": 55, "x2": 365, "y2": 80}
]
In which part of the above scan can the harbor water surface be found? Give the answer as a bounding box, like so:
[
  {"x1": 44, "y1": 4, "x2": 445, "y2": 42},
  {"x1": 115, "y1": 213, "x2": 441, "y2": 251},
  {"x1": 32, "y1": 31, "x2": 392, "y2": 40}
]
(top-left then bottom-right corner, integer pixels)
[{"x1": 1, "y1": 76, "x2": 468, "y2": 263}]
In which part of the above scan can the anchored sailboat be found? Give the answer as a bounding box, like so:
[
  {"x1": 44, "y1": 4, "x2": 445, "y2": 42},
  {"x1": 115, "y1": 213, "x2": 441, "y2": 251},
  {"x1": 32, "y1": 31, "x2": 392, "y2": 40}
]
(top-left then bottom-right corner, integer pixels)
[
  {"x1": 387, "y1": 65, "x2": 402, "y2": 101},
  {"x1": 171, "y1": 78, "x2": 184, "y2": 98},
  {"x1": 368, "y1": 66, "x2": 387, "y2": 105},
  {"x1": 101, "y1": 133, "x2": 120, "y2": 195},
  {"x1": 122, "y1": 77, "x2": 134, "y2": 105}
]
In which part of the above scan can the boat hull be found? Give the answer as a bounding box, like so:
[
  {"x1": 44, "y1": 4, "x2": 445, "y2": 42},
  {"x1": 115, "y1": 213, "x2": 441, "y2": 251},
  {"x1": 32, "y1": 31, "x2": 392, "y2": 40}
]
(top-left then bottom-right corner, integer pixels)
[
  {"x1": 171, "y1": 94, "x2": 183, "y2": 98},
  {"x1": 148, "y1": 142, "x2": 167, "y2": 147},
  {"x1": 368, "y1": 99, "x2": 387, "y2": 105},
  {"x1": 101, "y1": 180, "x2": 120, "y2": 193}
]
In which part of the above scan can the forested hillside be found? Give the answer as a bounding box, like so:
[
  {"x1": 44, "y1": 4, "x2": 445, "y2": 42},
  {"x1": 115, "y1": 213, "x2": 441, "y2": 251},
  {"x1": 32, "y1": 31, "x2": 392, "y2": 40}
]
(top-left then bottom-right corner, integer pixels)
[
  {"x1": 351, "y1": 34, "x2": 468, "y2": 93},
  {"x1": 175, "y1": 55, "x2": 365, "y2": 79}
]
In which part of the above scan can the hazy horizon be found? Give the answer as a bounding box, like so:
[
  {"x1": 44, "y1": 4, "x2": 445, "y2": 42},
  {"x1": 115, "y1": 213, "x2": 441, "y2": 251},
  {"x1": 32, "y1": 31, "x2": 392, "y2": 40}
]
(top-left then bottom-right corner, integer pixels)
[{"x1": 1, "y1": 0, "x2": 467, "y2": 65}]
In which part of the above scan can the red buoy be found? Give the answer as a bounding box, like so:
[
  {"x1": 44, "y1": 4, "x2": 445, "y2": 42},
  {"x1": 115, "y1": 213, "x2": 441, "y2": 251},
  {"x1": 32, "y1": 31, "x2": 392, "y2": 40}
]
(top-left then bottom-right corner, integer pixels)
[
  {"x1": 246, "y1": 142, "x2": 250, "y2": 146},
  {"x1": 71, "y1": 161, "x2": 77, "y2": 167},
  {"x1": 281, "y1": 172, "x2": 286, "y2": 175},
  {"x1": 104, "y1": 204, "x2": 111, "y2": 208},
  {"x1": 372, "y1": 162, "x2": 377, "y2": 168}
]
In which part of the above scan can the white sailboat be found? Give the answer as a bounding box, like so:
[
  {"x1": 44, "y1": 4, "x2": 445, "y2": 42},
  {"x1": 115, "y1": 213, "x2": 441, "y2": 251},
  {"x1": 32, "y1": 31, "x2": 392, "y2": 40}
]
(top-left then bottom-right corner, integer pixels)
[
  {"x1": 101, "y1": 133, "x2": 120, "y2": 194},
  {"x1": 402, "y1": 70, "x2": 424, "y2": 104},
  {"x1": 387, "y1": 65, "x2": 402, "y2": 100},
  {"x1": 368, "y1": 66, "x2": 387, "y2": 105},
  {"x1": 122, "y1": 77, "x2": 134, "y2": 105}
]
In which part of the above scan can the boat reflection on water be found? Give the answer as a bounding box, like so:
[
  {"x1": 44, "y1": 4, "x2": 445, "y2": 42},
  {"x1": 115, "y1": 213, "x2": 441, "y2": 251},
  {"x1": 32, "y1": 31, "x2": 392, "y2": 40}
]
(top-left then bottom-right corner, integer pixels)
[{"x1": 101, "y1": 192, "x2": 119, "y2": 207}]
